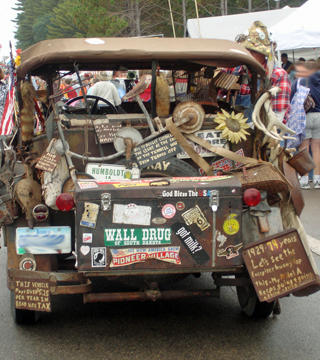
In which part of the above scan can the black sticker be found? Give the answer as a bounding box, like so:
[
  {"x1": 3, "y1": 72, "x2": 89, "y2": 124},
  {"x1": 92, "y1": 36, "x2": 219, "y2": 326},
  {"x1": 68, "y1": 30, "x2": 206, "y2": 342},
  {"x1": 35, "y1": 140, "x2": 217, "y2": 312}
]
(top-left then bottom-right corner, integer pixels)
[{"x1": 172, "y1": 222, "x2": 210, "y2": 265}]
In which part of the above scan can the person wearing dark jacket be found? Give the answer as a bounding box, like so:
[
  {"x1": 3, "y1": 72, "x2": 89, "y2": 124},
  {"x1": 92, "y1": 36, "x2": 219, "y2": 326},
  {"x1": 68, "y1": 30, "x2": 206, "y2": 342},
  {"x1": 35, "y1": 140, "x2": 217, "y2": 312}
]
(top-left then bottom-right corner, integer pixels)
[{"x1": 291, "y1": 68, "x2": 320, "y2": 189}]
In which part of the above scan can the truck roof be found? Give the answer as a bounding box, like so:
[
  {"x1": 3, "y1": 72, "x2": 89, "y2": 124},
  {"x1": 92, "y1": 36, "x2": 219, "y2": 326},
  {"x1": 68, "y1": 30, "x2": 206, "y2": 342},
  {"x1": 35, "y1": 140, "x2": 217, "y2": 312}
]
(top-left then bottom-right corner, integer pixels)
[{"x1": 17, "y1": 37, "x2": 266, "y2": 78}]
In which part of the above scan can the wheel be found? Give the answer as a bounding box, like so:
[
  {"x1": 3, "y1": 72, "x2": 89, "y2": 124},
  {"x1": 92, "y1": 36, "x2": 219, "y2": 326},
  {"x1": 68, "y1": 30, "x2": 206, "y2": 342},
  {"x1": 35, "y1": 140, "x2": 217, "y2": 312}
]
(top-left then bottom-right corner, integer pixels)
[
  {"x1": 61, "y1": 172, "x2": 94, "y2": 199},
  {"x1": 236, "y1": 285, "x2": 276, "y2": 318},
  {"x1": 116, "y1": 156, "x2": 199, "y2": 178},
  {"x1": 11, "y1": 291, "x2": 41, "y2": 325},
  {"x1": 63, "y1": 95, "x2": 118, "y2": 114}
]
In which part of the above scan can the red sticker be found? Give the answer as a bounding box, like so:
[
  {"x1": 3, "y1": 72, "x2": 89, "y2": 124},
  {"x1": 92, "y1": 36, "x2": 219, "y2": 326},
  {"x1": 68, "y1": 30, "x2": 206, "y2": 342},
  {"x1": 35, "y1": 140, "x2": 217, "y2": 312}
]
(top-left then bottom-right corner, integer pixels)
[{"x1": 161, "y1": 204, "x2": 176, "y2": 219}]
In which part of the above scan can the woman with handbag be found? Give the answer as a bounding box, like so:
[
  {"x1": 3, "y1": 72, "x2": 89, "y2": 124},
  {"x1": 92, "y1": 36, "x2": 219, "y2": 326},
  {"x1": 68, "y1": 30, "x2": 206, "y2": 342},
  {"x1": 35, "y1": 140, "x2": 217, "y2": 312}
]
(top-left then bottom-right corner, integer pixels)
[{"x1": 290, "y1": 62, "x2": 320, "y2": 189}]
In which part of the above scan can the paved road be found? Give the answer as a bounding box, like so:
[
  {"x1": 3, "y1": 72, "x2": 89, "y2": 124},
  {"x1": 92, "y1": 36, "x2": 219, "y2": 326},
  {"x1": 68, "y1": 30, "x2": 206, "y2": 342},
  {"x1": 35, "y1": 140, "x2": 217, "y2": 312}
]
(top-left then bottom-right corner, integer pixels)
[{"x1": 0, "y1": 190, "x2": 320, "y2": 360}]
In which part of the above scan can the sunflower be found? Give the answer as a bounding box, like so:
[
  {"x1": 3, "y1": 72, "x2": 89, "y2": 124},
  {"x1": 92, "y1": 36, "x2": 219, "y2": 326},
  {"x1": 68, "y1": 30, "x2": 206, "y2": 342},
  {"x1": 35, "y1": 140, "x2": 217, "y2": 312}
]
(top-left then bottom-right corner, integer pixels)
[{"x1": 214, "y1": 109, "x2": 251, "y2": 144}]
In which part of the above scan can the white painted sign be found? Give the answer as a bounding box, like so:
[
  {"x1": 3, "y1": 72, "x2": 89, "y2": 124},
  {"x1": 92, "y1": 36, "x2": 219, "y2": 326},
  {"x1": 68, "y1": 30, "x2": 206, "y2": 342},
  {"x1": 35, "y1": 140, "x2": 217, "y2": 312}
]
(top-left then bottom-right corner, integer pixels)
[{"x1": 177, "y1": 130, "x2": 229, "y2": 159}]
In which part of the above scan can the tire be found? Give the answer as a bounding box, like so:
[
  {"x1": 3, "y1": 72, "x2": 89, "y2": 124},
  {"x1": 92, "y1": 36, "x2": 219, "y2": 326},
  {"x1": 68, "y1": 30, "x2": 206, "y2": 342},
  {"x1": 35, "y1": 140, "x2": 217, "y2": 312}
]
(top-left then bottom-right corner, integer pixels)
[
  {"x1": 11, "y1": 291, "x2": 41, "y2": 325},
  {"x1": 236, "y1": 285, "x2": 276, "y2": 318},
  {"x1": 116, "y1": 156, "x2": 199, "y2": 178}
]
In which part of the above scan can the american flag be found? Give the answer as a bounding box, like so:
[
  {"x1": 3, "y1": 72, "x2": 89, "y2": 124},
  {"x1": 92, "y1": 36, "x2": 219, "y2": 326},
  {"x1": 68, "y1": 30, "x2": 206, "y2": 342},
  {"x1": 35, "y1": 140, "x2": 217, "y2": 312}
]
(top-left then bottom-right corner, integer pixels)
[{"x1": 0, "y1": 42, "x2": 16, "y2": 135}]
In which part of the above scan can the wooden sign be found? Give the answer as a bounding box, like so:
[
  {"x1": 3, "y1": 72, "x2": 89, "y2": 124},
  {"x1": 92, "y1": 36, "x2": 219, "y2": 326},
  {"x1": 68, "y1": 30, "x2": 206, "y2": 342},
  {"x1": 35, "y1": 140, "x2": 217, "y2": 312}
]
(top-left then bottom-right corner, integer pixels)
[
  {"x1": 14, "y1": 278, "x2": 51, "y2": 312},
  {"x1": 94, "y1": 122, "x2": 122, "y2": 144},
  {"x1": 133, "y1": 133, "x2": 181, "y2": 169},
  {"x1": 242, "y1": 228, "x2": 317, "y2": 303},
  {"x1": 35, "y1": 152, "x2": 61, "y2": 173}
]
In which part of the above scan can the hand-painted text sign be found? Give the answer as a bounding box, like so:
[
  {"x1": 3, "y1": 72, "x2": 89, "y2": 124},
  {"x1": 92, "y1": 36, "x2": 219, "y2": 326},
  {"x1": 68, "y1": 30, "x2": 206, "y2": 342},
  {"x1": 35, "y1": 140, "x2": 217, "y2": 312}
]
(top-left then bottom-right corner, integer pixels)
[
  {"x1": 94, "y1": 122, "x2": 122, "y2": 144},
  {"x1": 35, "y1": 152, "x2": 61, "y2": 173},
  {"x1": 242, "y1": 228, "x2": 317, "y2": 303},
  {"x1": 105, "y1": 228, "x2": 171, "y2": 246},
  {"x1": 14, "y1": 278, "x2": 51, "y2": 312},
  {"x1": 133, "y1": 133, "x2": 181, "y2": 169}
]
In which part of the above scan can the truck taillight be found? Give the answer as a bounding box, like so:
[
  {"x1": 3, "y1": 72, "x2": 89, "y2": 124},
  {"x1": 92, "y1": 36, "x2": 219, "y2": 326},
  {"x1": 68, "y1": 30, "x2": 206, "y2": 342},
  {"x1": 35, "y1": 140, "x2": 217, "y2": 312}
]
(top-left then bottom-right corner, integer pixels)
[
  {"x1": 56, "y1": 193, "x2": 75, "y2": 211},
  {"x1": 32, "y1": 204, "x2": 49, "y2": 221},
  {"x1": 243, "y1": 188, "x2": 261, "y2": 207}
]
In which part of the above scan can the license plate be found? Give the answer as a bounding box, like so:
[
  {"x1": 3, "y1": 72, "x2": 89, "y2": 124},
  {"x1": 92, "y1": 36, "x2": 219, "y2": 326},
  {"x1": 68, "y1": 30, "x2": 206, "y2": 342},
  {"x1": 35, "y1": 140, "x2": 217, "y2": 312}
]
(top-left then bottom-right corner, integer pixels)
[
  {"x1": 177, "y1": 130, "x2": 229, "y2": 159},
  {"x1": 16, "y1": 226, "x2": 71, "y2": 255},
  {"x1": 85, "y1": 163, "x2": 141, "y2": 180}
]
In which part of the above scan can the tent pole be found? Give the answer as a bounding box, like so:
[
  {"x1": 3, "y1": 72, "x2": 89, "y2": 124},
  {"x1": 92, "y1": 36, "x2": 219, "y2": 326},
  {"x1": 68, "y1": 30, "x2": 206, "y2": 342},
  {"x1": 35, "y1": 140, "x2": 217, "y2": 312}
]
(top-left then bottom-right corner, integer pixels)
[
  {"x1": 293, "y1": 50, "x2": 295, "y2": 63},
  {"x1": 277, "y1": 50, "x2": 281, "y2": 68}
]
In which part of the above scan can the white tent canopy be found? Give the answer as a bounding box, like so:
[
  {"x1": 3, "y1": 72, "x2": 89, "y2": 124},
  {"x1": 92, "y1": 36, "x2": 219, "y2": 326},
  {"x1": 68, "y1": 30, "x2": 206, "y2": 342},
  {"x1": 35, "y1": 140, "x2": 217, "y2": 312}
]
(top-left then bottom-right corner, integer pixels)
[
  {"x1": 187, "y1": 7, "x2": 296, "y2": 41},
  {"x1": 270, "y1": 0, "x2": 320, "y2": 52}
]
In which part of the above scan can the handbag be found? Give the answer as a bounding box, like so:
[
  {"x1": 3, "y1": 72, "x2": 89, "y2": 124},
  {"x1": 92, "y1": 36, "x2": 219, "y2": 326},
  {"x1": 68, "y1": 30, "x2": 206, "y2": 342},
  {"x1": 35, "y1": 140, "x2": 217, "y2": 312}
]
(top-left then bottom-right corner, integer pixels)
[{"x1": 303, "y1": 79, "x2": 315, "y2": 113}]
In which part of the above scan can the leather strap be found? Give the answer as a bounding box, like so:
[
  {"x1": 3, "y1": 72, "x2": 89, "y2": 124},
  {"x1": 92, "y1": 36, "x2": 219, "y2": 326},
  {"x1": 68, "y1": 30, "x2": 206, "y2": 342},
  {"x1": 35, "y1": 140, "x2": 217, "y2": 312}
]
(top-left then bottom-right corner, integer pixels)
[{"x1": 165, "y1": 118, "x2": 214, "y2": 176}]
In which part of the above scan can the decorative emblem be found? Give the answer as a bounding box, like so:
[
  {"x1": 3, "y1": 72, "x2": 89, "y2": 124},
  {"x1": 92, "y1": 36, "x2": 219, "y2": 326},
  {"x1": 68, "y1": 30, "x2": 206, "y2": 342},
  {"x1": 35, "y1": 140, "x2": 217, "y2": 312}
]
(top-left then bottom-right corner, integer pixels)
[
  {"x1": 223, "y1": 214, "x2": 240, "y2": 235},
  {"x1": 19, "y1": 256, "x2": 36, "y2": 271}
]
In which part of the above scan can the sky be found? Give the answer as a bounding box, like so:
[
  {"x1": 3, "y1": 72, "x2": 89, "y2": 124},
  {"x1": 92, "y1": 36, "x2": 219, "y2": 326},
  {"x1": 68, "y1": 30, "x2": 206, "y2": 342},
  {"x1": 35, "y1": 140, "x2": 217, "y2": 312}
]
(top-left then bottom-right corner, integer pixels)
[{"x1": 1, "y1": 0, "x2": 17, "y2": 60}]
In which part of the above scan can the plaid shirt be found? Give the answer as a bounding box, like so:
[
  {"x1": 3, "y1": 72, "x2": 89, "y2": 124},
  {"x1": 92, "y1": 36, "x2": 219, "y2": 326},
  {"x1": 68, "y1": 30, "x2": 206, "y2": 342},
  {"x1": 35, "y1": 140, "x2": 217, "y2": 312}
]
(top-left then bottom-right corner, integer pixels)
[{"x1": 221, "y1": 64, "x2": 291, "y2": 116}]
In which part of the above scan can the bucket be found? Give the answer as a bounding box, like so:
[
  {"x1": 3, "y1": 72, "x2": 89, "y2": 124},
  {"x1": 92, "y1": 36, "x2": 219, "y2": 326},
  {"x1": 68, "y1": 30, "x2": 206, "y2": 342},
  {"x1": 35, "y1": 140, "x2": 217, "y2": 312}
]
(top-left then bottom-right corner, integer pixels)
[{"x1": 287, "y1": 148, "x2": 315, "y2": 176}]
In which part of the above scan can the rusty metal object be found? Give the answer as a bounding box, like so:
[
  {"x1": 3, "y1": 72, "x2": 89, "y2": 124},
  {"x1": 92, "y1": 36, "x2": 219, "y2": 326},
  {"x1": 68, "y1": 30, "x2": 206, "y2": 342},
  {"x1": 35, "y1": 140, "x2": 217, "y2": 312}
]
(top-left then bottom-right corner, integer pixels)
[
  {"x1": 172, "y1": 101, "x2": 205, "y2": 134},
  {"x1": 83, "y1": 289, "x2": 220, "y2": 303}
]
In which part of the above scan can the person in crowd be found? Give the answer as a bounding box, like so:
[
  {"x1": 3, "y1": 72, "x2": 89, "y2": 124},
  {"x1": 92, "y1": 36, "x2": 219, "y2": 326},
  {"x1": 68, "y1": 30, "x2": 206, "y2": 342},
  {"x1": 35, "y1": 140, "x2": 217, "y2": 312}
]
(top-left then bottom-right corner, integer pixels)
[
  {"x1": 88, "y1": 71, "x2": 122, "y2": 112},
  {"x1": 291, "y1": 62, "x2": 320, "y2": 189},
  {"x1": 64, "y1": 78, "x2": 78, "y2": 99},
  {"x1": 281, "y1": 53, "x2": 293, "y2": 72},
  {"x1": 299, "y1": 57, "x2": 306, "y2": 63},
  {"x1": 294, "y1": 61, "x2": 320, "y2": 79}
]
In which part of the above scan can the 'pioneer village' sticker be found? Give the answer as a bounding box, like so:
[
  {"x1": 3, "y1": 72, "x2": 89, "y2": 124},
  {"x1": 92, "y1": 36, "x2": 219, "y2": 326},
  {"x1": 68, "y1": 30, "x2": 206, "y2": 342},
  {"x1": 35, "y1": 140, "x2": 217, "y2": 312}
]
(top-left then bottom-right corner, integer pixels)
[
  {"x1": 182, "y1": 205, "x2": 210, "y2": 232},
  {"x1": 113, "y1": 204, "x2": 152, "y2": 226},
  {"x1": 110, "y1": 247, "x2": 181, "y2": 267},
  {"x1": 172, "y1": 223, "x2": 210, "y2": 265},
  {"x1": 80, "y1": 202, "x2": 100, "y2": 228},
  {"x1": 91, "y1": 247, "x2": 107, "y2": 267},
  {"x1": 217, "y1": 243, "x2": 243, "y2": 260}
]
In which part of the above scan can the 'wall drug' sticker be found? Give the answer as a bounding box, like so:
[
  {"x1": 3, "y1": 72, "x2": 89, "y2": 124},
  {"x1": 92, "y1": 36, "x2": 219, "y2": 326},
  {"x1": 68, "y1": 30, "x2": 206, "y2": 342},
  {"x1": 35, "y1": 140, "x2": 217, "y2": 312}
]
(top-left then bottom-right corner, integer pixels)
[{"x1": 172, "y1": 222, "x2": 210, "y2": 265}]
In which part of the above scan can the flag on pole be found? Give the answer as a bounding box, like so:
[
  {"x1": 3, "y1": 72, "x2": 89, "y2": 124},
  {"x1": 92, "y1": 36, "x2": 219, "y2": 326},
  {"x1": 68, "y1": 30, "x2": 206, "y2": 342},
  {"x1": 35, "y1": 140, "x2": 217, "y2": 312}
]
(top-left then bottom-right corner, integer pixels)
[{"x1": 0, "y1": 42, "x2": 16, "y2": 135}]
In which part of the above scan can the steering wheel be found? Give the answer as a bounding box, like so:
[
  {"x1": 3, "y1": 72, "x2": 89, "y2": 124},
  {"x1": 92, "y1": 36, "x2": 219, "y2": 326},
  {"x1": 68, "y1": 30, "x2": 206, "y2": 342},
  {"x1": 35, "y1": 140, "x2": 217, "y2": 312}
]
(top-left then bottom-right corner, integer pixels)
[{"x1": 63, "y1": 95, "x2": 118, "y2": 114}]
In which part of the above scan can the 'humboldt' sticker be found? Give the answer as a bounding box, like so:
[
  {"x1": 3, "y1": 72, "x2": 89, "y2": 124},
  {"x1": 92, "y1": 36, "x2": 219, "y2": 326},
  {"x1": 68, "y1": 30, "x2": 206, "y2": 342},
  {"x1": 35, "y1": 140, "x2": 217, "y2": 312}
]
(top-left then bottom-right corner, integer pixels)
[{"x1": 172, "y1": 222, "x2": 210, "y2": 265}]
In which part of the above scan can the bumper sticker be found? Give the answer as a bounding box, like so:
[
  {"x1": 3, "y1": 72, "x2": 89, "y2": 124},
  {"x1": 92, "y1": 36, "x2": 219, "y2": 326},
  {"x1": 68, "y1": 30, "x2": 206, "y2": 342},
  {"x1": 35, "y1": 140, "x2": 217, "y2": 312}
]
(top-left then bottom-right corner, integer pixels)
[
  {"x1": 113, "y1": 204, "x2": 151, "y2": 226},
  {"x1": 83, "y1": 233, "x2": 93, "y2": 243},
  {"x1": 215, "y1": 230, "x2": 227, "y2": 248},
  {"x1": 91, "y1": 247, "x2": 107, "y2": 267},
  {"x1": 172, "y1": 222, "x2": 210, "y2": 265},
  {"x1": 105, "y1": 228, "x2": 171, "y2": 246},
  {"x1": 80, "y1": 202, "x2": 100, "y2": 228},
  {"x1": 161, "y1": 204, "x2": 176, "y2": 219},
  {"x1": 217, "y1": 243, "x2": 243, "y2": 260},
  {"x1": 80, "y1": 245, "x2": 90, "y2": 256},
  {"x1": 223, "y1": 214, "x2": 240, "y2": 235},
  {"x1": 78, "y1": 181, "x2": 98, "y2": 189},
  {"x1": 182, "y1": 205, "x2": 210, "y2": 232},
  {"x1": 110, "y1": 247, "x2": 181, "y2": 267}
]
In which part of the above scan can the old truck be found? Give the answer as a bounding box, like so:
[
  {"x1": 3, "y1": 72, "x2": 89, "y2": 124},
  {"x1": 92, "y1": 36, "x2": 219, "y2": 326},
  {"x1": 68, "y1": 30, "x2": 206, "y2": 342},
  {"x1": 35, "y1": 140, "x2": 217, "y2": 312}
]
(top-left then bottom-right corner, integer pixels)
[{"x1": 3, "y1": 37, "x2": 319, "y2": 324}]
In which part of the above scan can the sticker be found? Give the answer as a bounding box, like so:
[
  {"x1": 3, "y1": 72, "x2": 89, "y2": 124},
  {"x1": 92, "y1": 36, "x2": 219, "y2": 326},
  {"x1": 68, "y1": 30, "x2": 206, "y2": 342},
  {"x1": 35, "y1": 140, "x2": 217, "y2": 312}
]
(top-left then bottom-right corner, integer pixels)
[
  {"x1": 161, "y1": 189, "x2": 216, "y2": 198},
  {"x1": 199, "y1": 149, "x2": 244, "y2": 175},
  {"x1": 80, "y1": 202, "x2": 100, "y2": 228},
  {"x1": 91, "y1": 247, "x2": 107, "y2": 267},
  {"x1": 152, "y1": 217, "x2": 167, "y2": 225},
  {"x1": 182, "y1": 205, "x2": 210, "y2": 232},
  {"x1": 172, "y1": 223, "x2": 210, "y2": 265},
  {"x1": 83, "y1": 233, "x2": 93, "y2": 243},
  {"x1": 110, "y1": 247, "x2": 181, "y2": 267},
  {"x1": 176, "y1": 201, "x2": 185, "y2": 211},
  {"x1": 105, "y1": 228, "x2": 171, "y2": 246},
  {"x1": 80, "y1": 245, "x2": 90, "y2": 256},
  {"x1": 19, "y1": 257, "x2": 36, "y2": 271},
  {"x1": 113, "y1": 204, "x2": 152, "y2": 226},
  {"x1": 78, "y1": 181, "x2": 98, "y2": 189},
  {"x1": 217, "y1": 243, "x2": 243, "y2": 260},
  {"x1": 223, "y1": 214, "x2": 240, "y2": 235},
  {"x1": 215, "y1": 230, "x2": 227, "y2": 248},
  {"x1": 85, "y1": 163, "x2": 140, "y2": 180},
  {"x1": 161, "y1": 204, "x2": 176, "y2": 219}
]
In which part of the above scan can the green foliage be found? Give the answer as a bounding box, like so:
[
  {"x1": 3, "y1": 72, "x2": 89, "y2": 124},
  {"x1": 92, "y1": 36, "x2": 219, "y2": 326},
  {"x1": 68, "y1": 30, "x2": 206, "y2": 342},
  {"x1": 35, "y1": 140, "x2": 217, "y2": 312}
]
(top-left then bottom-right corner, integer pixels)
[{"x1": 12, "y1": 0, "x2": 308, "y2": 49}]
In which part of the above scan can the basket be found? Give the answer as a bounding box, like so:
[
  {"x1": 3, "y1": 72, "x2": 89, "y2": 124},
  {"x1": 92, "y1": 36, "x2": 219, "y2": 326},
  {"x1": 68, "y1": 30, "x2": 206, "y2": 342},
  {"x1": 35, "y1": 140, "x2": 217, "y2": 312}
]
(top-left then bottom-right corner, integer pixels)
[{"x1": 232, "y1": 163, "x2": 292, "y2": 194}]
